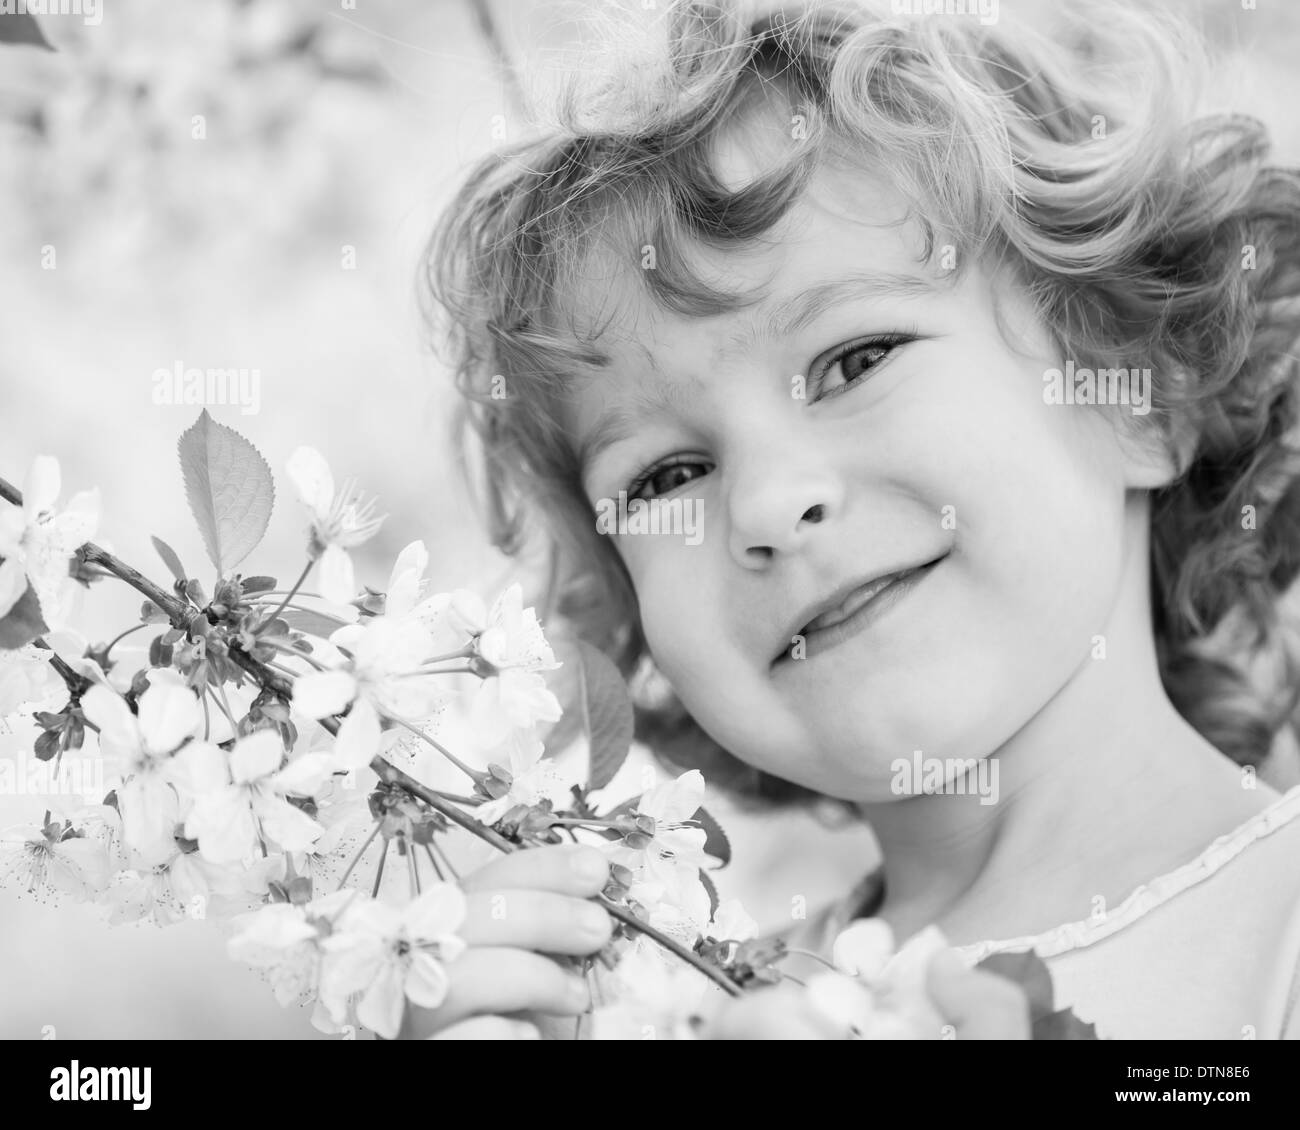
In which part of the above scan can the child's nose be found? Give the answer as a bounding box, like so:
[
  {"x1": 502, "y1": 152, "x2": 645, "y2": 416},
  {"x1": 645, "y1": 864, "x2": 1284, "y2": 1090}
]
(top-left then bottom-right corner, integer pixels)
[{"x1": 725, "y1": 448, "x2": 842, "y2": 568}]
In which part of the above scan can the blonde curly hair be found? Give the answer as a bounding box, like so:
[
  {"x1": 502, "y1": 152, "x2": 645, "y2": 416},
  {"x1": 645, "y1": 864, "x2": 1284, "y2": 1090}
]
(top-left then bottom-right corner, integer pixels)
[{"x1": 421, "y1": 0, "x2": 1300, "y2": 805}]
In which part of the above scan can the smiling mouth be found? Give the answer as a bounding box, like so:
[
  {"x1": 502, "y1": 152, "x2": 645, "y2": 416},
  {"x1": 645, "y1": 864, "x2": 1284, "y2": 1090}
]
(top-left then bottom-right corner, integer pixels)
[{"x1": 773, "y1": 555, "x2": 947, "y2": 666}]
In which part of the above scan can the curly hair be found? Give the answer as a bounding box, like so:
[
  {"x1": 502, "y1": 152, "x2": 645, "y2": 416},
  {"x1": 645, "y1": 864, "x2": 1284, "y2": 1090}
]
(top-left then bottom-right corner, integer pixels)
[{"x1": 420, "y1": 0, "x2": 1300, "y2": 807}]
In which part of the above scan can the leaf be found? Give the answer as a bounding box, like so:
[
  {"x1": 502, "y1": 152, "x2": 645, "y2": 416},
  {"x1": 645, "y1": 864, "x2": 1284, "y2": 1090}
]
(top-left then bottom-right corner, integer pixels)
[
  {"x1": 692, "y1": 805, "x2": 731, "y2": 868},
  {"x1": 541, "y1": 634, "x2": 586, "y2": 757},
  {"x1": 280, "y1": 609, "x2": 350, "y2": 639},
  {"x1": 0, "y1": 576, "x2": 47, "y2": 649},
  {"x1": 0, "y1": 12, "x2": 53, "y2": 50},
  {"x1": 698, "y1": 868, "x2": 720, "y2": 921},
  {"x1": 1032, "y1": 1008, "x2": 1100, "y2": 1041},
  {"x1": 151, "y1": 535, "x2": 187, "y2": 584},
  {"x1": 34, "y1": 729, "x2": 60, "y2": 762},
  {"x1": 239, "y1": 575, "x2": 277, "y2": 595},
  {"x1": 177, "y1": 409, "x2": 274, "y2": 578},
  {"x1": 974, "y1": 950, "x2": 1055, "y2": 1019},
  {"x1": 571, "y1": 640, "x2": 635, "y2": 792}
]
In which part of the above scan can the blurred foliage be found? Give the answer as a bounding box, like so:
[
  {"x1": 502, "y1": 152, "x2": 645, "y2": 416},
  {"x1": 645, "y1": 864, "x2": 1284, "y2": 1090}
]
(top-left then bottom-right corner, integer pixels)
[{"x1": 0, "y1": 0, "x2": 394, "y2": 263}]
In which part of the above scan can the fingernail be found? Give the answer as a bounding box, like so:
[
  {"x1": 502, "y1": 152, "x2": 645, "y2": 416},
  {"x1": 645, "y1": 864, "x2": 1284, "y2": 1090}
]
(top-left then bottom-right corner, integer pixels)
[{"x1": 570, "y1": 848, "x2": 608, "y2": 883}]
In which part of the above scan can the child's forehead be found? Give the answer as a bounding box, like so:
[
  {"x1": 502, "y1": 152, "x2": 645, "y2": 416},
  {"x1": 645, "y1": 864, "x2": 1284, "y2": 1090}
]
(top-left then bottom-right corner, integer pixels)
[{"x1": 551, "y1": 163, "x2": 931, "y2": 374}]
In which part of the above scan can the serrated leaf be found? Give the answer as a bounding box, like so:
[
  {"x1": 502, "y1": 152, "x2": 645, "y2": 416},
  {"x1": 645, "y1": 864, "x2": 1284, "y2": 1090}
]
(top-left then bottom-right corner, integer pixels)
[
  {"x1": 541, "y1": 633, "x2": 586, "y2": 757},
  {"x1": 0, "y1": 576, "x2": 47, "y2": 648},
  {"x1": 975, "y1": 950, "x2": 1055, "y2": 1019},
  {"x1": 151, "y1": 536, "x2": 187, "y2": 583},
  {"x1": 572, "y1": 640, "x2": 634, "y2": 792},
  {"x1": 280, "y1": 609, "x2": 350, "y2": 638},
  {"x1": 1032, "y1": 1008, "x2": 1100, "y2": 1040},
  {"x1": 0, "y1": 12, "x2": 53, "y2": 50},
  {"x1": 693, "y1": 805, "x2": 731, "y2": 868},
  {"x1": 698, "y1": 868, "x2": 720, "y2": 920},
  {"x1": 178, "y1": 409, "x2": 274, "y2": 578}
]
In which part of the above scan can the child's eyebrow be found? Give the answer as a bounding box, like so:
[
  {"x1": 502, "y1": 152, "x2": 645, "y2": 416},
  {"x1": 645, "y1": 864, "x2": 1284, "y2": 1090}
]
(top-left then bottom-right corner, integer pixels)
[
  {"x1": 575, "y1": 269, "x2": 935, "y2": 479},
  {"x1": 719, "y1": 268, "x2": 937, "y2": 362},
  {"x1": 576, "y1": 375, "x2": 705, "y2": 482}
]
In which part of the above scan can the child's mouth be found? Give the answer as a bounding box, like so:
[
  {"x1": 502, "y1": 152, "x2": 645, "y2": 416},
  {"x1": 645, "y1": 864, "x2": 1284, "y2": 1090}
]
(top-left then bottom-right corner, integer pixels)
[{"x1": 773, "y1": 555, "x2": 947, "y2": 666}]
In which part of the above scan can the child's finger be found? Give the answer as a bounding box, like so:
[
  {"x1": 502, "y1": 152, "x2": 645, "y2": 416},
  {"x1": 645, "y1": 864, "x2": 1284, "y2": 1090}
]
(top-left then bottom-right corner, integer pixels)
[
  {"x1": 460, "y1": 843, "x2": 610, "y2": 898},
  {"x1": 925, "y1": 949, "x2": 1031, "y2": 1039},
  {"x1": 459, "y1": 888, "x2": 614, "y2": 955},
  {"x1": 427, "y1": 1015, "x2": 541, "y2": 1040},
  {"x1": 399, "y1": 947, "x2": 590, "y2": 1038}
]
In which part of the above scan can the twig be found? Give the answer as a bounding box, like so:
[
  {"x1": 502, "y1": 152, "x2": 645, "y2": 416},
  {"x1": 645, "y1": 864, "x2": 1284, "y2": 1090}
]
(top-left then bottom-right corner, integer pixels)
[
  {"x1": 336, "y1": 822, "x2": 381, "y2": 890},
  {"x1": 371, "y1": 836, "x2": 390, "y2": 897},
  {"x1": 466, "y1": 0, "x2": 524, "y2": 117},
  {"x1": 0, "y1": 472, "x2": 744, "y2": 999},
  {"x1": 266, "y1": 559, "x2": 314, "y2": 624},
  {"x1": 421, "y1": 842, "x2": 445, "y2": 881}
]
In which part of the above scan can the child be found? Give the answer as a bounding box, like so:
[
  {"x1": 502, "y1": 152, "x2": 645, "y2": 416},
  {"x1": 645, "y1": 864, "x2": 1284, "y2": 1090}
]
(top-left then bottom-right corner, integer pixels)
[{"x1": 418, "y1": 0, "x2": 1300, "y2": 1038}]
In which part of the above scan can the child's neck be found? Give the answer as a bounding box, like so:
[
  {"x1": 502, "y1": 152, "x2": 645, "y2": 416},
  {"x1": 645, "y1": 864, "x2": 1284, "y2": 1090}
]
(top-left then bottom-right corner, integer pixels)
[{"x1": 858, "y1": 502, "x2": 1279, "y2": 947}]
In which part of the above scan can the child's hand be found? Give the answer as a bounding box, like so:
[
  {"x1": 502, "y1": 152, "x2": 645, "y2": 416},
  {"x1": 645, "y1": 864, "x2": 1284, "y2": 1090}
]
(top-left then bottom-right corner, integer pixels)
[
  {"x1": 395, "y1": 843, "x2": 614, "y2": 1040},
  {"x1": 699, "y1": 947, "x2": 1031, "y2": 1040}
]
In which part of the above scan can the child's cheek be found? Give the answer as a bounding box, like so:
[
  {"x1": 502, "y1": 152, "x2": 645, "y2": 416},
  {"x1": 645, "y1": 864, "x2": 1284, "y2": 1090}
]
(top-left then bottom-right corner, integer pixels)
[{"x1": 626, "y1": 543, "x2": 723, "y2": 681}]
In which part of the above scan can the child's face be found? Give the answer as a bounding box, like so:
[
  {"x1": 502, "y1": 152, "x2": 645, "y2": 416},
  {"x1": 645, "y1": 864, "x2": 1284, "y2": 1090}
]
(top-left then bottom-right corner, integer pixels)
[{"x1": 567, "y1": 163, "x2": 1163, "y2": 802}]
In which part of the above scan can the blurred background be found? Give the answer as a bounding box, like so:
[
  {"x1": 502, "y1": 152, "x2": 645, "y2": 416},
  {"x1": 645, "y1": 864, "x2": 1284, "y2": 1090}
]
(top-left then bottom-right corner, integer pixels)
[{"x1": 0, "y1": 0, "x2": 1297, "y2": 1038}]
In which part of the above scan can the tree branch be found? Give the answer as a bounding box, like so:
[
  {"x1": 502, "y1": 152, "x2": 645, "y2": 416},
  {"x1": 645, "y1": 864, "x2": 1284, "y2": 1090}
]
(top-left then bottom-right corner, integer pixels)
[{"x1": 0, "y1": 472, "x2": 743, "y2": 998}]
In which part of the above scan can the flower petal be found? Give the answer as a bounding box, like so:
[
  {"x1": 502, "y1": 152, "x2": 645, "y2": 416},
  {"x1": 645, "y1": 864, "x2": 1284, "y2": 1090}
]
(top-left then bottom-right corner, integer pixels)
[
  {"x1": 254, "y1": 795, "x2": 324, "y2": 854},
  {"x1": 0, "y1": 558, "x2": 28, "y2": 620},
  {"x1": 405, "y1": 950, "x2": 451, "y2": 1010},
  {"x1": 286, "y1": 446, "x2": 334, "y2": 515},
  {"x1": 52, "y1": 488, "x2": 100, "y2": 550},
  {"x1": 385, "y1": 540, "x2": 428, "y2": 620},
  {"x1": 119, "y1": 774, "x2": 181, "y2": 867},
  {"x1": 318, "y1": 544, "x2": 356, "y2": 605},
  {"x1": 168, "y1": 740, "x2": 231, "y2": 798},
  {"x1": 270, "y1": 752, "x2": 337, "y2": 798},
  {"x1": 832, "y1": 918, "x2": 895, "y2": 980},
  {"x1": 80, "y1": 685, "x2": 141, "y2": 759},
  {"x1": 331, "y1": 698, "x2": 381, "y2": 771},
  {"x1": 292, "y1": 669, "x2": 358, "y2": 719},
  {"x1": 185, "y1": 787, "x2": 258, "y2": 865},
  {"x1": 22, "y1": 455, "x2": 61, "y2": 519},
  {"x1": 402, "y1": 883, "x2": 467, "y2": 941},
  {"x1": 136, "y1": 677, "x2": 202, "y2": 756},
  {"x1": 356, "y1": 959, "x2": 406, "y2": 1040},
  {"x1": 229, "y1": 730, "x2": 285, "y2": 784}
]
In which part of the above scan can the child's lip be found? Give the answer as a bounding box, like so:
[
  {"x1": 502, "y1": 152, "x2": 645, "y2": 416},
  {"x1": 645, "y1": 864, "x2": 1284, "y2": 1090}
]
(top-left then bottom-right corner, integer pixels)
[{"x1": 771, "y1": 554, "x2": 947, "y2": 666}]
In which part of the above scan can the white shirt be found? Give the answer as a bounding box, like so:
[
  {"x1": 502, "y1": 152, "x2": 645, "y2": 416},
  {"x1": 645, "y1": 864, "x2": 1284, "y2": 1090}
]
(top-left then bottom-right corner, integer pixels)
[{"x1": 781, "y1": 783, "x2": 1300, "y2": 1038}]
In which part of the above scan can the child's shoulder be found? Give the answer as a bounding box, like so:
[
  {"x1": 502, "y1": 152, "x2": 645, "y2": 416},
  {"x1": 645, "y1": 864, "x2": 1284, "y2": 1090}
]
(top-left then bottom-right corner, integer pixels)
[
  {"x1": 1012, "y1": 782, "x2": 1300, "y2": 1039},
  {"x1": 769, "y1": 786, "x2": 1300, "y2": 1037}
]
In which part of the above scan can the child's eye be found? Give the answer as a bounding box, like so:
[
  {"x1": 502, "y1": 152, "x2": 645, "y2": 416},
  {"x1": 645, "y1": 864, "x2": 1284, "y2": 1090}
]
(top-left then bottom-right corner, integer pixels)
[
  {"x1": 810, "y1": 333, "x2": 915, "y2": 401},
  {"x1": 626, "y1": 456, "x2": 712, "y2": 503}
]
